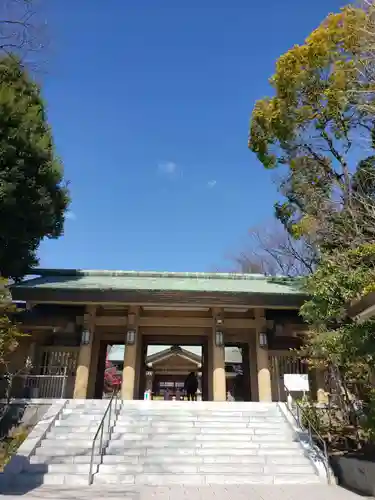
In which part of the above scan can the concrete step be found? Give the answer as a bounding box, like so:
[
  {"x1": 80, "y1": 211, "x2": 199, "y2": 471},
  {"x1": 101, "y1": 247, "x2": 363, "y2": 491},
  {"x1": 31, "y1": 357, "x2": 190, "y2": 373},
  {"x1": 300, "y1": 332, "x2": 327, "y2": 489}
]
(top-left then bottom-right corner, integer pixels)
[
  {"x1": 64, "y1": 408, "x2": 108, "y2": 413},
  {"x1": 65, "y1": 405, "x2": 113, "y2": 410},
  {"x1": 55, "y1": 419, "x2": 116, "y2": 427},
  {"x1": 50, "y1": 422, "x2": 114, "y2": 434},
  {"x1": 98, "y1": 463, "x2": 316, "y2": 475},
  {"x1": 118, "y1": 410, "x2": 282, "y2": 417},
  {"x1": 204, "y1": 474, "x2": 321, "y2": 485},
  {"x1": 24, "y1": 463, "x2": 99, "y2": 474},
  {"x1": 112, "y1": 422, "x2": 285, "y2": 431},
  {"x1": 110, "y1": 428, "x2": 286, "y2": 438},
  {"x1": 34, "y1": 448, "x2": 101, "y2": 457},
  {"x1": 116, "y1": 416, "x2": 283, "y2": 423},
  {"x1": 15, "y1": 473, "x2": 90, "y2": 486},
  {"x1": 39, "y1": 439, "x2": 108, "y2": 448},
  {"x1": 13, "y1": 471, "x2": 321, "y2": 487},
  {"x1": 106, "y1": 436, "x2": 301, "y2": 454},
  {"x1": 108, "y1": 433, "x2": 293, "y2": 443},
  {"x1": 66, "y1": 401, "x2": 111, "y2": 406},
  {"x1": 195, "y1": 420, "x2": 284, "y2": 427},
  {"x1": 146, "y1": 447, "x2": 305, "y2": 456},
  {"x1": 47, "y1": 431, "x2": 110, "y2": 439},
  {"x1": 30, "y1": 455, "x2": 102, "y2": 465},
  {"x1": 204, "y1": 455, "x2": 312, "y2": 465},
  {"x1": 93, "y1": 473, "x2": 321, "y2": 486},
  {"x1": 114, "y1": 424, "x2": 291, "y2": 435},
  {"x1": 101, "y1": 454, "x2": 312, "y2": 465},
  {"x1": 59, "y1": 414, "x2": 117, "y2": 420}
]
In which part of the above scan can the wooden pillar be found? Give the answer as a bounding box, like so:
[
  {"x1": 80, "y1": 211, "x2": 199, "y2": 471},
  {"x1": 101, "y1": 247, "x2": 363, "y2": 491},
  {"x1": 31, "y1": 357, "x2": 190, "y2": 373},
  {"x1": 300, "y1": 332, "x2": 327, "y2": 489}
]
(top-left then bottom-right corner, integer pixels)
[
  {"x1": 249, "y1": 334, "x2": 259, "y2": 401},
  {"x1": 212, "y1": 308, "x2": 226, "y2": 401},
  {"x1": 206, "y1": 341, "x2": 213, "y2": 401},
  {"x1": 197, "y1": 372, "x2": 202, "y2": 401},
  {"x1": 255, "y1": 309, "x2": 272, "y2": 402},
  {"x1": 73, "y1": 306, "x2": 96, "y2": 399},
  {"x1": 122, "y1": 307, "x2": 140, "y2": 400}
]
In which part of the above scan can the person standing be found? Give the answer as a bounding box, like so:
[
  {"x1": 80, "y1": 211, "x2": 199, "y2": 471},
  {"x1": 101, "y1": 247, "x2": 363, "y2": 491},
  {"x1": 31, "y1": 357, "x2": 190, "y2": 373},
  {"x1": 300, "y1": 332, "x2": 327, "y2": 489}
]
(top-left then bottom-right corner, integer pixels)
[{"x1": 184, "y1": 372, "x2": 198, "y2": 401}]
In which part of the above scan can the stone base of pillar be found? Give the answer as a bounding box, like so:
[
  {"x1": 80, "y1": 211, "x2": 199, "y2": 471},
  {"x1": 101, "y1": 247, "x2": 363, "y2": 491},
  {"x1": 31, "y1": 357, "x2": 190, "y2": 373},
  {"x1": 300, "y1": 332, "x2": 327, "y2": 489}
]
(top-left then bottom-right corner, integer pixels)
[{"x1": 257, "y1": 348, "x2": 272, "y2": 402}]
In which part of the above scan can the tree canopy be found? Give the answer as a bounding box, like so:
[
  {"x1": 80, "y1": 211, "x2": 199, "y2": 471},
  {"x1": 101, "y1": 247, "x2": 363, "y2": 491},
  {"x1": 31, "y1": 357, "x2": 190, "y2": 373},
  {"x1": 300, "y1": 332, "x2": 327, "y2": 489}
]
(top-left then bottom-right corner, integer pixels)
[
  {"x1": 248, "y1": 3, "x2": 375, "y2": 442},
  {"x1": 249, "y1": 5, "x2": 375, "y2": 251},
  {"x1": 0, "y1": 55, "x2": 69, "y2": 280}
]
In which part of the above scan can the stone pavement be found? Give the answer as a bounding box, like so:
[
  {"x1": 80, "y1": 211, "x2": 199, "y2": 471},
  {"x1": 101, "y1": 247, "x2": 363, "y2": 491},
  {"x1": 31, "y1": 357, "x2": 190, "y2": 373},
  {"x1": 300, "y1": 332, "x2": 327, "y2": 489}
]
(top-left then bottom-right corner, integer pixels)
[{"x1": 0, "y1": 485, "x2": 372, "y2": 500}]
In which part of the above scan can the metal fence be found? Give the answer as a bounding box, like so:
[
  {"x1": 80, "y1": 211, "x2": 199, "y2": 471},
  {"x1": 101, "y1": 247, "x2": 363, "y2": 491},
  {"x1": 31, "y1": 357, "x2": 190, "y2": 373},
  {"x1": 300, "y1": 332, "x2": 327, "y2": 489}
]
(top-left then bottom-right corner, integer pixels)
[
  {"x1": 269, "y1": 351, "x2": 309, "y2": 401},
  {"x1": 0, "y1": 367, "x2": 70, "y2": 400}
]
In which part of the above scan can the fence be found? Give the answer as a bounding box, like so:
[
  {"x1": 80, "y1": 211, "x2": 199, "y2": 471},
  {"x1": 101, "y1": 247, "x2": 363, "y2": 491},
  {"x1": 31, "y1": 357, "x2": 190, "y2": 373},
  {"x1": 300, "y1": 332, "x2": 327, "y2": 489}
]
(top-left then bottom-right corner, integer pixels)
[
  {"x1": 269, "y1": 351, "x2": 309, "y2": 401},
  {"x1": 38, "y1": 347, "x2": 79, "y2": 377},
  {"x1": 0, "y1": 366, "x2": 71, "y2": 400}
]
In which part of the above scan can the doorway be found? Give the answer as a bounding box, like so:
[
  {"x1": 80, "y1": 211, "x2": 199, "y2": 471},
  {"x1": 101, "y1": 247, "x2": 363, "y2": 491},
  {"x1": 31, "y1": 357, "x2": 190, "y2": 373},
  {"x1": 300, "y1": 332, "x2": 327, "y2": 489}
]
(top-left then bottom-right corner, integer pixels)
[
  {"x1": 139, "y1": 336, "x2": 209, "y2": 401},
  {"x1": 225, "y1": 342, "x2": 251, "y2": 401},
  {"x1": 94, "y1": 341, "x2": 123, "y2": 399}
]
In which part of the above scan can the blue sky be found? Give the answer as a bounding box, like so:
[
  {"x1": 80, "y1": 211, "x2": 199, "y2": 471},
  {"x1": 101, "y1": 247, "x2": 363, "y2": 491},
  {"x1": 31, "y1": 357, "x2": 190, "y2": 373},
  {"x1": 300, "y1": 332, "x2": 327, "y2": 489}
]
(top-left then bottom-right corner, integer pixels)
[{"x1": 38, "y1": 0, "x2": 346, "y2": 272}]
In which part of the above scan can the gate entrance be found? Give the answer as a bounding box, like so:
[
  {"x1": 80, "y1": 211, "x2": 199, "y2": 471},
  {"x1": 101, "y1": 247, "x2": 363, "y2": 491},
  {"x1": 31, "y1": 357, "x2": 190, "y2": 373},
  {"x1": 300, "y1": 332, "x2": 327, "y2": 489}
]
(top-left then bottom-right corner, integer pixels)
[
  {"x1": 139, "y1": 336, "x2": 209, "y2": 400},
  {"x1": 224, "y1": 342, "x2": 251, "y2": 401},
  {"x1": 94, "y1": 337, "x2": 254, "y2": 401}
]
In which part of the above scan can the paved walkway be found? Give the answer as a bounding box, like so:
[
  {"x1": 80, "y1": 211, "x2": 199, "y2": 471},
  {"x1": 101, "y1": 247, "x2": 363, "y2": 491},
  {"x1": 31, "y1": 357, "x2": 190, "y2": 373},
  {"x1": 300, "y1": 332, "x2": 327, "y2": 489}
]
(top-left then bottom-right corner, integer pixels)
[{"x1": 0, "y1": 485, "x2": 371, "y2": 499}]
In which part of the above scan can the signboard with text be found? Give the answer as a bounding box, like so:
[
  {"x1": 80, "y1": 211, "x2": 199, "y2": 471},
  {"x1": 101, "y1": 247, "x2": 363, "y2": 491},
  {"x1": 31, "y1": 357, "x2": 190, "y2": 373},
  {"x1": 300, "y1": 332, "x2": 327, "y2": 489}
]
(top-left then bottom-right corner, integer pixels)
[{"x1": 284, "y1": 373, "x2": 310, "y2": 392}]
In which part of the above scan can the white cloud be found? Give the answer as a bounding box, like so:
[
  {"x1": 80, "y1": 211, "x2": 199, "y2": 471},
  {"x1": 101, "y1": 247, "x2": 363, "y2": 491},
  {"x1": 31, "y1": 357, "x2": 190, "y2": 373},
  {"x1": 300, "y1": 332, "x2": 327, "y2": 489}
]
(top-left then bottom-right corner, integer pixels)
[
  {"x1": 65, "y1": 210, "x2": 76, "y2": 221},
  {"x1": 158, "y1": 161, "x2": 178, "y2": 176},
  {"x1": 207, "y1": 180, "x2": 217, "y2": 189}
]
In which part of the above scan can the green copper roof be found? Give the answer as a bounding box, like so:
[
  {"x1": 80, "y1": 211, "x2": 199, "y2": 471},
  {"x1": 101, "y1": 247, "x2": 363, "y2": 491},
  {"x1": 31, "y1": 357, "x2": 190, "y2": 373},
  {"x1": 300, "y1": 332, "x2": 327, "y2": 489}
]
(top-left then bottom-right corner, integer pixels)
[{"x1": 13, "y1": 269, "x2": 304, "y2": 296}]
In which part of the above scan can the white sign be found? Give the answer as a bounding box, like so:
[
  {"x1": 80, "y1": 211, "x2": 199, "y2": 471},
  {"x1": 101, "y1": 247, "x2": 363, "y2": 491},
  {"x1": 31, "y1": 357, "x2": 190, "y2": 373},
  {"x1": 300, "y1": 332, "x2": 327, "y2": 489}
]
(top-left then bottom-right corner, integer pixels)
[{"x1": 284, "y1": 373, "x2": 310, "y2": 392}]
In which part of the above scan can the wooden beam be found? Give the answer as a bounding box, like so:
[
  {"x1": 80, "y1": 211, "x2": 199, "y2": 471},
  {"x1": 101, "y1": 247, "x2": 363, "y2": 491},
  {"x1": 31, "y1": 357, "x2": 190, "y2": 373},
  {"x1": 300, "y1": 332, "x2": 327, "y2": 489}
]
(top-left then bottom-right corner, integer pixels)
[
  {"x1": 139, "y1": 317, "x2": 213, "y2": 328},
  {"x1": 19, "y1": 315, "x2": 278, "y2": 331},
  {"x1": 95, "y1": 316, "x2": 127, "y2": 327}
]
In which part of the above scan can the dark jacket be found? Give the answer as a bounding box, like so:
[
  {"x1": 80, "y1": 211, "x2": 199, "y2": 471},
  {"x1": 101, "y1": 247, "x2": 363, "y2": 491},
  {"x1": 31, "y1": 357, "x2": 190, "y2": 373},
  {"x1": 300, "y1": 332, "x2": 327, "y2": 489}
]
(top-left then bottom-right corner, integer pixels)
[{"x1": 184, "y1": 373, "x2": 198, "y2": 393}]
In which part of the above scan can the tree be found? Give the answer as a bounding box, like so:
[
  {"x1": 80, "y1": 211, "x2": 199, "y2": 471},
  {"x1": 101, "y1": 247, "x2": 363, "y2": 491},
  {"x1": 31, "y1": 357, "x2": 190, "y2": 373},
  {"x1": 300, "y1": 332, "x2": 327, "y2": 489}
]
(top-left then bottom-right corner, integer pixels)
[
  {"x1": 0, "y1": 55, "x2": 69, "y2": 280},
  {"x1": 0, "y1": 282, "x2": 22, "y2": 368},
  {"x1": 0, "y1": 279, "x2": 28, "y2": 402},
  {"x1": 248, "y1": 4, "x2": 375, "y2": 445},
  {"x1": 248, "y1": 5, "x2": 375, "y2": 252},
  {"x1": 103, "y1": 356, "x2": 121, "y2": 394},
  {"x1": 348, "y1": 0, "x2": 375, "y2": 117},
  {"x1": 0, "y1": 0, "x2": 46, "y2": 62},
  {"x1": 230, "y1": 221, "x2": 317, "y2": 277}
]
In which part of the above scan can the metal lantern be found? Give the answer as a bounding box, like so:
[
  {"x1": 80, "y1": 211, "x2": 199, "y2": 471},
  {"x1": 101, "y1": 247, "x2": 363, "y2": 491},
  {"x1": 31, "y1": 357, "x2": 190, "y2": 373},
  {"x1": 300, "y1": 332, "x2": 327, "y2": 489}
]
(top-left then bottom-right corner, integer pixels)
[
  {"x1": 259, "y1": 331, "x2": 268, "y2": 348},
  {"x1": 81, "y1": 329, "x2": 91, "y2": 345},
  {"x1": 126, "y1": 329, "x2": 136, "y2": 345},
  {"x1": 215, "y1": 330, "x2": 224, "y2": 347}
]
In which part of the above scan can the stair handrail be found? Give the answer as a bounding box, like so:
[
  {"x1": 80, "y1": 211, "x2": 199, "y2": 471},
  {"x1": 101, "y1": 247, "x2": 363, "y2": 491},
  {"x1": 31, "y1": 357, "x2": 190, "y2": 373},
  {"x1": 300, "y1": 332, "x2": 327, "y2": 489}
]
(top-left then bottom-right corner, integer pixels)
[
  {"x1": 88, "y1": 389, "x2": 120, "y2": 485},
  {"x1": 283, "y1": 384, "x2": 331, "y2": 484}
]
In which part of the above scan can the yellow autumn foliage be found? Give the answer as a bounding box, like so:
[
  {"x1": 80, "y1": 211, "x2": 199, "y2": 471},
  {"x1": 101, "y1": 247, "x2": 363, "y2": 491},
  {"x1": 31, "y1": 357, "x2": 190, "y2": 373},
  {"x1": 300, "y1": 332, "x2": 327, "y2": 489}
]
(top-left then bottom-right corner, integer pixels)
[{"x1": 249, "y1": 6, "x2": 370, "y2": 169}]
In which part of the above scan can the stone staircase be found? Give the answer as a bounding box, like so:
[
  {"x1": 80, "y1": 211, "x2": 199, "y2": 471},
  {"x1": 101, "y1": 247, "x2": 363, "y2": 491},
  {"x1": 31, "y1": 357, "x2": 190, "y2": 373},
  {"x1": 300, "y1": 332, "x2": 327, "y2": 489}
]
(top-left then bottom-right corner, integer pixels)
[
  {"x1": 12, "y1": 401, "x2": 323, "y2": 487},
  {"x1": 18, "y1": 399, "x2": 115, "y2": 486}
]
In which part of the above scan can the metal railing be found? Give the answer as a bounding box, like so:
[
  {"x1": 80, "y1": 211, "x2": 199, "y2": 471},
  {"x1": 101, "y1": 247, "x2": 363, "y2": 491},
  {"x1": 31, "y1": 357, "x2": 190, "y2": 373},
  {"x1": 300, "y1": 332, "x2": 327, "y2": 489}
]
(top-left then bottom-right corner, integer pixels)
[
  {"x1": 0, "y1": 367, "x2": 69, "y2": 400},
  {"x1": 88, "y1": 389, "x2": 120, "y2": 485},
  {"x1": 283, "y1": 385, "x2": 332, "y2": 484}
]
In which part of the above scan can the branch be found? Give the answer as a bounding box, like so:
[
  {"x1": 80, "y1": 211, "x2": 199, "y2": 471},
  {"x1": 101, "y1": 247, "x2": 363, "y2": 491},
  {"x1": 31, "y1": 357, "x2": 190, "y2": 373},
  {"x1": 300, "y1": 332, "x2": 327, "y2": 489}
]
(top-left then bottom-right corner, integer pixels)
[{"x1": 0, "y1": 0, "x2": 46, "y2": 63}]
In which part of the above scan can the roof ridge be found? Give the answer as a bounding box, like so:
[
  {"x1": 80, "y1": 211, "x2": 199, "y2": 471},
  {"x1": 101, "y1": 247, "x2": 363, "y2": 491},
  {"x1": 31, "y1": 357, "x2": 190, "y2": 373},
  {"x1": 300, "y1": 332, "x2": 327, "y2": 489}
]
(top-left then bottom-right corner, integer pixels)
[{"x1": 30, "y1": 268, "x2": 285, "y2": 281}]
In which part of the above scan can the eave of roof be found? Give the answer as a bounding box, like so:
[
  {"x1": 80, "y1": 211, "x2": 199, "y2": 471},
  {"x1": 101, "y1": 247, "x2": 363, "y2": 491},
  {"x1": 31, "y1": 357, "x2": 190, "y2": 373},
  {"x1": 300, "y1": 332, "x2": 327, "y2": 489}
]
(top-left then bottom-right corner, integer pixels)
[
  {"x1": 347, "y1": 291, "x2": 375, "y2": 322},
  {"x1": 11, "y1": 268, "x2": 305, "y2": 299},
  {"x1": 147, "y1": 347, "x2": 201, "y2": 366}
]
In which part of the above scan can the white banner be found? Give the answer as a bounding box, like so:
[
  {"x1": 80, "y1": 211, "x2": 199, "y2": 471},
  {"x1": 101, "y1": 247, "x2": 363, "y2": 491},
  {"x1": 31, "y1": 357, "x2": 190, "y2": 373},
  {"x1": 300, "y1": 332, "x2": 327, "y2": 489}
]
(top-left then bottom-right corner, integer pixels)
[{"x1": 284, "y1": 373, "x2": 310, "y2": 392}]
